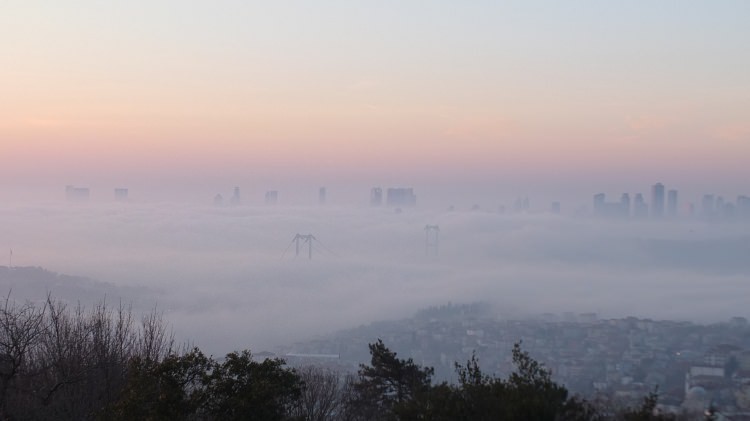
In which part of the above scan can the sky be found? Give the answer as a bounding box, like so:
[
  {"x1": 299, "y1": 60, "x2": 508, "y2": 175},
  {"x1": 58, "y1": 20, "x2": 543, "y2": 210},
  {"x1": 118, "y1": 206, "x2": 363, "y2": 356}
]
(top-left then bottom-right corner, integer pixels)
[{"x1": 1, "y1": 1, "x2": 749, "y2": 204}]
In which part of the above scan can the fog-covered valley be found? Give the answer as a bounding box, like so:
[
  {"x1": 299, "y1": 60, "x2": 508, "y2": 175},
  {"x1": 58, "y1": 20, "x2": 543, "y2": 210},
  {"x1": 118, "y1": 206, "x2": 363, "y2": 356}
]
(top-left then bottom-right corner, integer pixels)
[{"x1": 2, "y1": 202, "x2": 748, "y2": 354}]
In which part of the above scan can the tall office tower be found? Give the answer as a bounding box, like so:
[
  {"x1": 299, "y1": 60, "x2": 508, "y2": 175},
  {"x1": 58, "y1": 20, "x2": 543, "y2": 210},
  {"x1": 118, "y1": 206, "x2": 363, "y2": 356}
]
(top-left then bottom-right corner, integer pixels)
[
  {"x1": 230, "y1": 187, "x2": 241, "y2": 206},
  {"x1": 667, "y1": 189, "x2": 678, "y2": 217},
  {"x1": 370, "y1": 187, "x2": 383, "y2": 207},
  {"x1": 738, "y1": 195, "x2": 750, "y2": 219},
  {"x1": 716, "y1": 196, "x2": 725, "y2": 214},
  {"x1": 550, "y1": 202, "x2": 561, "y2": 214},
  {"x1": 386, "y1": 188, "x2": 417, "y2": 207},
  {"x1": 319, "y1": 187, "x2": 326, "y2": 205},
  {"x1": 114, "y1": 188, "x2": 128, "y2": 202},
  {"x1": 593, "y1": 193, "x2": 606, "y2": 216},
  {"x1": 651, "y1": 182, "x2": 665, "y2": 218},
  {"x1": 701, "y1": 194, "x2": 715, "y2": 217},
  {"x1": 634, "y1": 193, "x2": 648, "y2": 218},
  {"x1": 213, "y1": 193, "x2": 224, "y2": 207},
  {"x1": 65, "y1": 185, "x2": 90, "y2": 202},
  {"x1": 265, "y1": 190, "x2": 278, "y2": 205},
  {"x1": 620, "y1": 193, "x2": 631, "y2": 217}
]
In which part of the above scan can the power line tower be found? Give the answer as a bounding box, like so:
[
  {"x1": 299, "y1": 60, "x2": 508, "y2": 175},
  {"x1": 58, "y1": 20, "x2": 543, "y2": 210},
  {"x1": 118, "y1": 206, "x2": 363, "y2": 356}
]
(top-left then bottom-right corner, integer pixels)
[
  {"x1": 424, "y1": 225, "x2": 439, "y2": 256},
  {"x1": 293, "y1": 234, "x2": 316, "y2": 260},
  {"x1": 281, "y1": 234, "x2": 337, "y2": 260}
]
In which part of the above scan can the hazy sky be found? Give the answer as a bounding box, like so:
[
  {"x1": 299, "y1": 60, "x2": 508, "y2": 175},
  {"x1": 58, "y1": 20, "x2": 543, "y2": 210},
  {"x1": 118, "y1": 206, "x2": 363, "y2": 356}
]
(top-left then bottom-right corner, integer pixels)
[{"x1": 2, "y1": 1, "x2": 749, "y2": 203}]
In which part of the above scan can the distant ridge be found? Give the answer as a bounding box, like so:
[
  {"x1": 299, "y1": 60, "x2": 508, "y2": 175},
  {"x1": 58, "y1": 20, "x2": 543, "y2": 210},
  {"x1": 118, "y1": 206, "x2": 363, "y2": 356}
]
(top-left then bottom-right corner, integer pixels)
[{"x1": 0, "y1": 266, "x2": 152, "y2": 307}]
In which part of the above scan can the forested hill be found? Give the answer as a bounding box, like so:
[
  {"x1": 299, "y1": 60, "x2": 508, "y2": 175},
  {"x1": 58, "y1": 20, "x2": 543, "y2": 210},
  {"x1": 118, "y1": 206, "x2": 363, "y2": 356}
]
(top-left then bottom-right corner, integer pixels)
[{"x1": 0, "y1": 265, "x2": 149, "y2": 306}]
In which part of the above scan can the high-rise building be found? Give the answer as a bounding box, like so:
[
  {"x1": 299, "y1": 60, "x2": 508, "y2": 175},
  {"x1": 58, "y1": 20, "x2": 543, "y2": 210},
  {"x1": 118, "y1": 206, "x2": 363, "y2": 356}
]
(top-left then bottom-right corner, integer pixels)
[
  {"x1": 620, "y1": 193, "x2": 631, "y2": 217},
  {"x1": 319, "y1": 187, "x2": 326, "y2": 205},
  {"x1": 230, "y1": 187, "x2": 241, "y2": 206},
  {"x1": 737, "y1": 195, "x2": 750, "y2": 219},
  {"x1": 65, "y1": 185, "x2": 90, "y2": 202},
  {"x1": 265, "y1": 190, "x2": 278, "y2": 205},
  {"x1": 701, "y1": 194, "x2": 715, "y2": 218},
  {"x1": 550, "y1": 202, "x2": 561, "y2": 214},
  {"x1": 386, "y1": 188, "x2": 416, "y2": 207},
  {"x1": 651, "y1": 182, "x2": 665, "y2": 218},
  {"x1": 593, "y1": 193, "x2": 629, "y2": 218},
  {"x1": 593, "y1": 193, "x2": 606, "y2": 216},
  {"x1": 213, "y1": 193, "x2": 223, "y2": 207},
  {"x1": 634, "y1": 193, "x2": 648, "y2": 218},
  {"x1": 667, "y1": 189, "x2": 678, "y2": 217},
  {"x1": 114, "y1": 188, "x2": 128, "y2": 202},
  {"x1": 370, "y1": 187, "x2": 383, "y2": 207}
]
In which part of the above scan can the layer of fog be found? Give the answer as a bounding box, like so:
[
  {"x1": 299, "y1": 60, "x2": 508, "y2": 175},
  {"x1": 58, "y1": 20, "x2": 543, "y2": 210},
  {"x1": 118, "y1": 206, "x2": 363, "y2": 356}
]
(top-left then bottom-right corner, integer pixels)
[{"x1": 1, "y1": 202, "x2": 748, "y2": 354}]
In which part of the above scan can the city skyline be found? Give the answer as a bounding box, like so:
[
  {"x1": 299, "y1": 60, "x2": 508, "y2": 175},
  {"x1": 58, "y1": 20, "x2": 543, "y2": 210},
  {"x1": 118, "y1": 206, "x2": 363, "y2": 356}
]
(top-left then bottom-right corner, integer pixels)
[{"x1": 1, "y1": 1, "x2": 749, "y2": 201}]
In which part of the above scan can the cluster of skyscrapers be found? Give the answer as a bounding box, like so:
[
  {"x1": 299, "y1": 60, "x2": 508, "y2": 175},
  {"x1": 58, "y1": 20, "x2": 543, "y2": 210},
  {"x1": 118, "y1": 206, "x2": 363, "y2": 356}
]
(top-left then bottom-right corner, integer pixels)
[
  {"x1": 593, "y1": 182, "x2": 750, "y2": 220},
  {"x1": 65, "y1": 186, "x2": 128, "y2": 202},
  {"x1": 370, "y1": 187, "x2": 417, "y2": 207}
]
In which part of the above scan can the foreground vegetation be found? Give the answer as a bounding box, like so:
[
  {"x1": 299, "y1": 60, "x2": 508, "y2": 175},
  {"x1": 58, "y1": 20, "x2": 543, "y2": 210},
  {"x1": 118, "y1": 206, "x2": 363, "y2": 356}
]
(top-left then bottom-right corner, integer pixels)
[{"x1": 0, "y1": 297, "x2": 696, "y2": 420}]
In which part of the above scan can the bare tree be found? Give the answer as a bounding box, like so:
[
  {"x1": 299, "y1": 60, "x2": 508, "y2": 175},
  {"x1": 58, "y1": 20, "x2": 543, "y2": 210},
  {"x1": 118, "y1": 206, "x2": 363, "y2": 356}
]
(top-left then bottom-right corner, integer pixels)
[
  {"x1": 293, "y1": 365, "x2": 344, "y2": 421},
  {"x1": 0, "y1": 295, "x2": 47, "y2": 418}
]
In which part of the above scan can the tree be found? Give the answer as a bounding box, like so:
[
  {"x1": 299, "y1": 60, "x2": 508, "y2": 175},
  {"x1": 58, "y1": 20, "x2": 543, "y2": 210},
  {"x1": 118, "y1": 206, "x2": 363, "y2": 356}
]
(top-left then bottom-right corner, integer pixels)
[
  {"x1": 293, "y1": 366, "x2": 343, "y2": 421},
  {"x1": 343, "y1": 339, "x2": 434, "y2": 420},
  {"x1": 106, "y1": 347, "x2": 213, "y2": 420},
  {"x1": 203, "y1": 350, "x2": 302, "y2": 421}
]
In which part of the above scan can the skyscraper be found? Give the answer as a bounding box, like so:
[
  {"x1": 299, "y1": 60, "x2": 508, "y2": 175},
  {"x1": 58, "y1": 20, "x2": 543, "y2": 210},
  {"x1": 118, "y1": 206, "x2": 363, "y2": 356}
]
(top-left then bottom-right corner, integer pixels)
[
  {"x1": 620, "y1": 193, "x2": 631, "y2": 217},
  {"x1": 319, "y1": 187, "x2": 326, "y2": 205},
  {"x1": 667, "y1": 189, "x2": 678, "y2": 217},
  {"x1": 634, "y1": 193, "x2": 648, "y2": 218},
  {"x1": 230, "y1": 187, "x2": 241, "y2": 206},
  {"x1": 265, "y1": 190, "x2": 278, "y2": 205},
  {"x1": 114, "y1": 188, "x2": 128, "y2": 202},
  {"x1": 701, "y1": 194, "x2": 715, "y2": 218},
  {"x1": 651, "y1": 183, "x2": 665, "y2": 218},
  {"x1": 370, "y1": 187, "x2": 383, "y2": 207}
]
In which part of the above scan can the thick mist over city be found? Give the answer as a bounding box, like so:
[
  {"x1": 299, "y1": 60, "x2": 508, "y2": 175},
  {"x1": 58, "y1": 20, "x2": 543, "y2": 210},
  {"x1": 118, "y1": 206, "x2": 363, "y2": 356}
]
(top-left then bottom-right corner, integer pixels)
[
  {"x1": 2, "y1": 1, "x2": 750, "y2": 417},
  {"x1": 2, "y1": 184, "x2": 749, "y2": 354}
]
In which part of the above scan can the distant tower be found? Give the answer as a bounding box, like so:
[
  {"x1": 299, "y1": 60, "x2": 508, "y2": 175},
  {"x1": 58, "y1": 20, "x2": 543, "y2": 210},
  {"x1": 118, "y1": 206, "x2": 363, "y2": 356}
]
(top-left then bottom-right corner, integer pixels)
[
  {"x1": 550, "y1": 202, "x2": 561, "y2": 214},
  {"x1": 651, "y1": 182, "x2": 665, "y2": 218},
  {"x1": 593, "y1": 193, "x2": 606, "y2": 216},
  {"x1": 319, "y1": 187, "x2": 326, "y2": 205},
  {"x1": 114, "y1": 188, "x2": 129, "y2": 202},
  {"x1": 634, "y1": 193, "x2": 648, "y2": 218},
  {"x1": 370, "y1": 187, "x2": 383, "y2": 207},
  {"x1": 230, "y1": 187, "x2": 241, "y2": 206},
  {"x1": 424, "y1": 225, "x2": 439, "y2": 257},
  {"x1": 667, "y1": 189, "x2": 678, "y2": 217},
  {"x1": 701, "y1": 194, "x2": 715, "y2": 218},
  {"x1": 213, "y1": 193, "x2": 224, "y2": 207},
  {"x1": 293, "y1": 234, "x2": 315, "y2": 260},
  {"x1": 65, "y1": 185, "x2": 90, "y2": 202},
  {"x1": 265, "y1": 190, "x2": 278, "y2": 205},
  {"x1": 386, "y1": 188, "x2": 416, "y2": 207},
  {"x1": 620, "y1": 193, "x2": 631, "y2": 218}
]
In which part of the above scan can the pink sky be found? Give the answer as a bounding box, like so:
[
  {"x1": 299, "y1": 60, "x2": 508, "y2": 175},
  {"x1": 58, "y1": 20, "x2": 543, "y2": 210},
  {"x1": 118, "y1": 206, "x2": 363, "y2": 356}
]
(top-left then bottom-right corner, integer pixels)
[{"x1": 1, "y1": 2, "x2": 748, "y2": 203}]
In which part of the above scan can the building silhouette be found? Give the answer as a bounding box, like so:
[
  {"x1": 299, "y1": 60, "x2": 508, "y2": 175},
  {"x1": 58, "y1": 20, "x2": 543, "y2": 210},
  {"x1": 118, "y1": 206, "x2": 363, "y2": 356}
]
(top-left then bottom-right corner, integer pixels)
[
  {"x1": 114, "y1": 188, "x2": 128, "y2": 202},
  {"x1": 593, "y1": 193, "x2": 629, "y2": 218},
  {"x1": 319, "y1": 187, "x2": 326, "y2": 205},
  {"x1": 230, "y1": 187, "x2": 241, "y2": 206},
  {"x1": 701, "y1": 194, "x2": 715, "y2": 218},
  {"x1": 370, "y1": 187, "x2": 383, "y2": 207},
  {"x1": 667, "y1": 189, "x2": 678, "y2": 217},
  {"x1": 386, "y1": 188, "x2": 416, "y2": 207},
  {"x1": 651, "y1": 182, "x2": 665, "y2": 218},
  {"x1": 633, "y1": 193, "x2": 648, "y2": 218},
  {"x1": 265, "y1": 191, "x2": 278, "y2": 205},
  {"x1": 65, "y1": 185, "x2": 90, "y2": 202}
]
